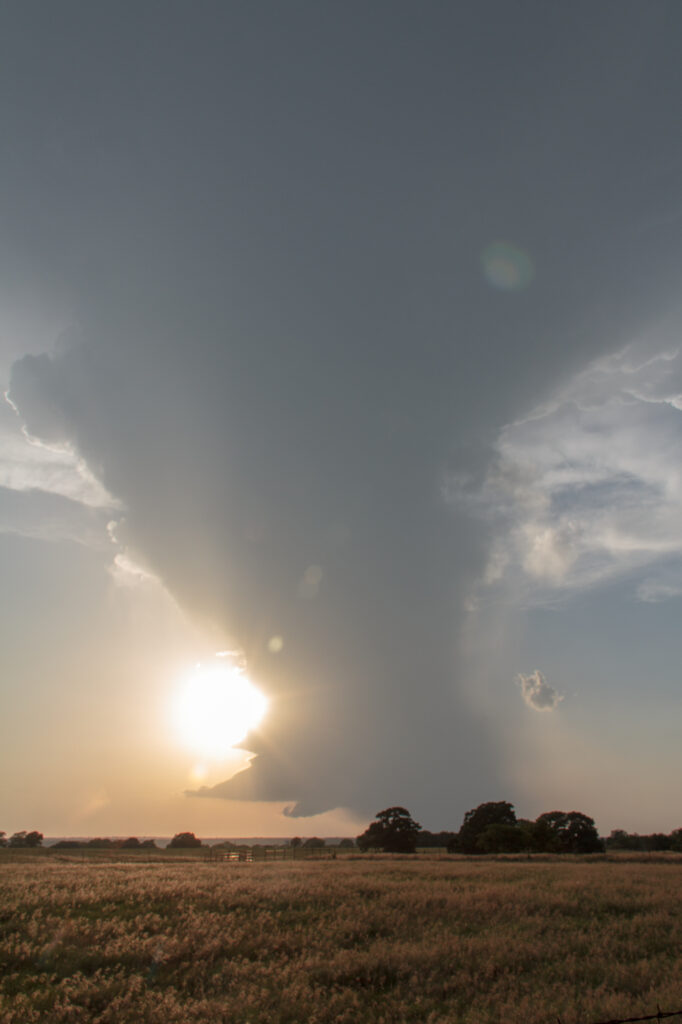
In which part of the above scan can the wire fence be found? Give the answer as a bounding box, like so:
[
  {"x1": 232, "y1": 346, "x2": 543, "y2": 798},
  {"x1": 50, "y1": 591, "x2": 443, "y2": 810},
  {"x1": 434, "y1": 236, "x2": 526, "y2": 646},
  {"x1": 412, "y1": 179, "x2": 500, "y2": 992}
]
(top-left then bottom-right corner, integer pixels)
[{"x1": 564, "y1": 1009, "x2": 682, "y2": 1024}]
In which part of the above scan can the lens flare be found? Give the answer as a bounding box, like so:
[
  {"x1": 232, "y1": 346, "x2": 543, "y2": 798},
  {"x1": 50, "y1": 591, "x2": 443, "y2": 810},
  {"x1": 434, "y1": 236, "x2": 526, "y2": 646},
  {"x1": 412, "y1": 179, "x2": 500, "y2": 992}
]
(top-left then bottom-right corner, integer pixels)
[
  {"x1": 481, "y1": 241, "x2": 534, "y2": 291},
  {"x1": 173, "y1": 662, "x2": 267, "y2": 759}
]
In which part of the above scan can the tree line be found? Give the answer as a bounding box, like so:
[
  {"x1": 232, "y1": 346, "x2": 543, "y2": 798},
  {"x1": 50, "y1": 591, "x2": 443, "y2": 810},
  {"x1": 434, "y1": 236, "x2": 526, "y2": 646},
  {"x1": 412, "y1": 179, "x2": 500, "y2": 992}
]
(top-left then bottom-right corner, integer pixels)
[
  {"x1": 4, "y1": 813, "x2": 682, "y2": 855},
  {"x1": 0, "y1": 831, "x2": 43, "y2": 848},
  {"x1": 355, "y1": 803, "x2": 682, "y2": 855}
]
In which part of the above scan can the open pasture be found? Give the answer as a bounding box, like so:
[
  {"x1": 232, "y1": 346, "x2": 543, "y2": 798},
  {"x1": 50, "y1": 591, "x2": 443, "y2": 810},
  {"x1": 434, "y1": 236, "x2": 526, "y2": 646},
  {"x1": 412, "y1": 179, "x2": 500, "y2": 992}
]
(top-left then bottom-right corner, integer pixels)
[{"x1": 2, "y1": 854, "x2": 682, "y2": 1024}]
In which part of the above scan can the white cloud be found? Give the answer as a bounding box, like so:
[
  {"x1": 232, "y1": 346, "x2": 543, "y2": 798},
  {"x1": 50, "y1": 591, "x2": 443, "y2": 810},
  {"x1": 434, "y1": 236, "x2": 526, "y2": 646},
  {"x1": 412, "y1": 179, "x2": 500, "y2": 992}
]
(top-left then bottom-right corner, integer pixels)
[
  {"x1": 636, "y1": 566, "x2": 682, "y2": 603},
  {"x1": 108, "y1": 552, "x2": 156, "y2": 588},
  {"x1": 470, "y1": 336, "x2": 682, "y2": 602},
  {"x1": 0, "y1": 485, "x2": 109, "y2": 547},
  {"x1": 517, "y1": 670, "x2": 564, "y2": 712},
  {"x1": 1, "y1": 392, "x2": 120, "y2": 511}
]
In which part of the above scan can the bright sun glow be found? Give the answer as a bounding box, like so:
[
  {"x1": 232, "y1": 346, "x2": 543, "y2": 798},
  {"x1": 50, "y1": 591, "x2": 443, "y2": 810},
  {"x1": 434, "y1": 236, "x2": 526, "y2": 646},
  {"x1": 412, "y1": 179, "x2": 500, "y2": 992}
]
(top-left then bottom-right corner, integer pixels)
[{"x1": 173, "y1": 662, "x2": 268, "y2": 759}]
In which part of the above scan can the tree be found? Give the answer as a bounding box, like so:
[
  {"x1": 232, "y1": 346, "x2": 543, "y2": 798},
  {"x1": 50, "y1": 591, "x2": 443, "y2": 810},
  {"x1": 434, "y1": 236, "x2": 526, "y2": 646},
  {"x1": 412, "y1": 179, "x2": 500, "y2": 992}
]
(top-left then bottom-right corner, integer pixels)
[
  {"x1": 453, "y1": 801, "x2": 517, "y2": 854},
  {"x1": 168, "y1": 832, "x2": 202, "y2": 848},
  {"x1": 303, "y1": 837, "x2": 325, "y2": 848},
  {"x1": 475, "y1": 823, "x2": 527, "y2": 853},
  {"x1": 605, "y1": 829, "x2": 632, "y2": 850},
  {"x1": 120, "y1": 837, "x2": 141, "y2": 849},
  {"x1": 357, "y1": 807, "x2": 421, "y2": 853},
  {"x1": 417, "y1": 830, "x2": 458, "y2": 849},
  {"x1": 0, "y1": 831, "x2": 7, "y2": 848},
  {"x1": 535, "y1": 811, "x2": 603, "y2": 854},
  {"x1": 290, "y1": 837, "x2": 302, "y2": 848},
  {"x1": 338, "y1": 838, "x2": 355, "y2": 848}
]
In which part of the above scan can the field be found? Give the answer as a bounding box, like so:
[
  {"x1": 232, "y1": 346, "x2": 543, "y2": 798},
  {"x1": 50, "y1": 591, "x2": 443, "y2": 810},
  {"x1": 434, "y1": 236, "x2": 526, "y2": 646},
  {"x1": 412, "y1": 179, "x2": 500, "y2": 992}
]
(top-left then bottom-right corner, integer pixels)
[{"x1": 2, "y1": 853, "x2": 682, "y2": 1024}]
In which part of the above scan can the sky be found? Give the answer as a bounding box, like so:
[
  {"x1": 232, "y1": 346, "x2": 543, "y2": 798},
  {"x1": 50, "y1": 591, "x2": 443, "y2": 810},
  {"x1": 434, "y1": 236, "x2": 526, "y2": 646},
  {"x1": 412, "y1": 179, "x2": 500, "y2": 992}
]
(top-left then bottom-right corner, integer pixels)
[{"x1": 2, "y1": 2, "x2": 682, "y2": 839}]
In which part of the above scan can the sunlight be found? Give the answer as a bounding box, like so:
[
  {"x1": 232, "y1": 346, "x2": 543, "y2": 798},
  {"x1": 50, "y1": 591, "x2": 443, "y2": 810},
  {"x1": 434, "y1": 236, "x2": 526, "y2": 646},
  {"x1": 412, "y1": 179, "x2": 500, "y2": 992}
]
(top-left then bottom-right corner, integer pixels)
[{"x1": 172, "y1": 661, "x2": 268, "y2": 759}]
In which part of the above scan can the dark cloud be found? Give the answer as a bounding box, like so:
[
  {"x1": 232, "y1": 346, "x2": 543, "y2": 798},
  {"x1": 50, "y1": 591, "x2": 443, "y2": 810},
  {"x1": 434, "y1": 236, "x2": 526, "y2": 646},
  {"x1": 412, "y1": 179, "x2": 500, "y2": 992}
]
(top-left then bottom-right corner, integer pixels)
[{"x1": 4, "y1": 3, "x2": 682, "y2": 823}]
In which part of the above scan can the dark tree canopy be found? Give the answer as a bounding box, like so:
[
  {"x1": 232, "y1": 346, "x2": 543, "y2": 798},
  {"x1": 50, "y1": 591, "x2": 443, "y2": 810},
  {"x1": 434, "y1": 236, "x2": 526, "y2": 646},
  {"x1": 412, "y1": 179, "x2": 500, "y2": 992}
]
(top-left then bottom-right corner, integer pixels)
[
  {"x1": 605, "y1": 828, "x2": 682, "y2": 852},
  {"x1": 357, "y1": 807, "x2": 421, "y2": 853},
  {"x1": 417, "y1": 830, "x2": 458, "y2": 849},
  {"x1": 453, "y1": 801, "x2": 517, "y2": 854},
  {"x1": 535, "y1": 811, "x2": 603, "y2": 853},
  {"x1": 303, "y1": 837, "x2": 325, "y2": 848},
  {"x1": 475, "y1": 822, "x2": 528, "y2": 854},
  {"x1": 8, "y1": 830, "x2": 43, "y2": 848},
  {"x1": 168, "y1": 831, "x2": 202, "y2": 848}
]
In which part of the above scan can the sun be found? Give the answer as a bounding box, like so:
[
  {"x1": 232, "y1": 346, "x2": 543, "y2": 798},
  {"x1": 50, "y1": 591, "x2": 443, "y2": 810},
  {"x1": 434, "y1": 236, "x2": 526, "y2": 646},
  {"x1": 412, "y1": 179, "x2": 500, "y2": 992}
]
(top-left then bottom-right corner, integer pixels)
[{"x1": 173, "y1": 662, "x2": 268, "y2": 759}]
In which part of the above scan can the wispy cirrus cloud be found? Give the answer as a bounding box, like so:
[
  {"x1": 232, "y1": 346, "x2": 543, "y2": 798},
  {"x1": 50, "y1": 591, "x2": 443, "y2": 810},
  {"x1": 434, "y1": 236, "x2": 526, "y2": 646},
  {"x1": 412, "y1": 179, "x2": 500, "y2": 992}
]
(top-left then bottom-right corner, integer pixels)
[{"x1": 1, "y1": 392, "x2": 119, "y2": 512}]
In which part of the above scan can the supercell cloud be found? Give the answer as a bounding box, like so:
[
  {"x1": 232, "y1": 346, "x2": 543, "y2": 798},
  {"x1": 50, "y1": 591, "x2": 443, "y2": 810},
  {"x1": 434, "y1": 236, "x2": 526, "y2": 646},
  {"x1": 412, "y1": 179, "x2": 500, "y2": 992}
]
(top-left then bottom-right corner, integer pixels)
[{"x1": 3, "y1": 4, "x2": 682, "y2": 832}]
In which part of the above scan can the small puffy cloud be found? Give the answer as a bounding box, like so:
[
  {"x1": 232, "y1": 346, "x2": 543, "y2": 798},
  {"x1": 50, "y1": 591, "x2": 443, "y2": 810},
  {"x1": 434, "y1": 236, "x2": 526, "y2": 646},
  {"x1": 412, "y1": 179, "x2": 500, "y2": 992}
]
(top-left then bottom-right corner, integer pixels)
[{"x1": 517, "y1": 670, "x2": 564, "y2": 712}]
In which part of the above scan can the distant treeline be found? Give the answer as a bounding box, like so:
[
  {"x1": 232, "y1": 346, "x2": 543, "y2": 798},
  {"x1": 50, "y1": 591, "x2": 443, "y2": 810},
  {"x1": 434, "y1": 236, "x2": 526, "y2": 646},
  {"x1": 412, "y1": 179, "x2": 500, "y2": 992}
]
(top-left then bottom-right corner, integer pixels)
[
  {"x1": 0, "y1": 831, "x2": 353, "y2": 851},
  {"x1": 4, "y1": 815, "x2": 682, "y2": 856},
  {"x1": 604, "y1": 829, "x2": 682, "y2": 852},
  {"x1": 356, "y1": 803, "x2": 682, "y2": 855},
  {"x1": 0, "y1": 831, "x2": 44, "y2": 848},
  {"x1": 51, "y1": 837, "x2": 159, "y2": 850}
]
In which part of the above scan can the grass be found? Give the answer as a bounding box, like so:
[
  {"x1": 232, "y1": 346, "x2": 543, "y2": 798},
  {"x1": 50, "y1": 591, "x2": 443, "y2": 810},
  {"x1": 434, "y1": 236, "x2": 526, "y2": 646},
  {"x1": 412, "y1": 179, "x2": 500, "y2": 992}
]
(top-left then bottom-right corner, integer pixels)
[{"x1": 1, "y1": 853, "x2": 682, "y2": 1023}]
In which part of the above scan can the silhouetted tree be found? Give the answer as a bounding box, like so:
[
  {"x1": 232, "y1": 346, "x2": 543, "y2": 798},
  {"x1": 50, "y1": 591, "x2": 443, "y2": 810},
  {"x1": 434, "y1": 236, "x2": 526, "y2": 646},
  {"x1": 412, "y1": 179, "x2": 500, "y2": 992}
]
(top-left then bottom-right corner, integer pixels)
[
  {"x1": 475, "y1": 822, "x2": 527, "y2": 853},
  {"x1": 418, "y1": 830, "x2": 458, "y2": 849},
  {"x1": 303, "y1": 837, "x2": 325, "y2": 848},
  {"x1": 338, "y1": 838, "x2": 355, "y2": 848},
  {"x1": 604, "y1": 829, "x2": 680, "y2": 852},
  {"x1": 120, "y1": 837, "x2": 141, "y2": 849},
  {"x1": 535, "y1": 811, "x2": 603, "y2": 853},
  {"x1": 357, "y1": 807, "x2": 421, "y2": 853},
  {"x1": 168, "y1": 831, "x2": 202, "y2": 848},
  {"x1": 290, "y1": 837, "x2": 302, "y2": 848},
  {"x1": 8, "y1": 831, "x2": 43, "y2": 847},
  {"x1": 0, "y1": 832, "x2": 7, "y2": 848},
  {"x1": 452, "y1": 801, "x2": 517, "y2": 854},
  {"x1": 605, "y1": 829, "x2": 631, "y2": 850}
]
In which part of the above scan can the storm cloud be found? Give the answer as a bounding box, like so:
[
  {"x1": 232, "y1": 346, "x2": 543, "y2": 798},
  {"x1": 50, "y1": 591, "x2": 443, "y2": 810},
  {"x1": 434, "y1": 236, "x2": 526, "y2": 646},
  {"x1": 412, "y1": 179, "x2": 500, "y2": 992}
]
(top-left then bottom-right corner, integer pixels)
[{"x1": 4, "y1": 3, "x2": 682, "y2": 829}]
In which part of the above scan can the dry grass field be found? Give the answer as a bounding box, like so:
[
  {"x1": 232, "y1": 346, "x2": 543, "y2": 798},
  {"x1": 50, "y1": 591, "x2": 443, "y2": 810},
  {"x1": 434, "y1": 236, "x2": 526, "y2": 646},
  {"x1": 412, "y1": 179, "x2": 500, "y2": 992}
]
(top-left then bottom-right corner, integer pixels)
[{"x1": 2, "y1": 853, "x2": 682, "y2": 1024}]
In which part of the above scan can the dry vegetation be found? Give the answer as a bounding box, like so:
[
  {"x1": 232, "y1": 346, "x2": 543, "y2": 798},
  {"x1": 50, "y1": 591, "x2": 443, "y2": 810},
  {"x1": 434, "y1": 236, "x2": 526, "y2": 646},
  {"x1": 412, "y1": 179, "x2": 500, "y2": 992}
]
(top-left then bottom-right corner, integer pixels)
[{"x1": 2, "y1": 853, "x2": 682, "y2": 1023}]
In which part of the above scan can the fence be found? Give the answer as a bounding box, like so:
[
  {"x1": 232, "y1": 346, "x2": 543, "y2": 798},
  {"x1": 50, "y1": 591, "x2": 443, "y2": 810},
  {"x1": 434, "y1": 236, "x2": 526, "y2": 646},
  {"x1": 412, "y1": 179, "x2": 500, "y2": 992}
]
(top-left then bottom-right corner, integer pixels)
[
  {"x1": 207, "y1": 845, "x2": 339, "y2": 862},
  {"x1": 570, "y1": 1010, "x2": 682, "y2": 1024}
]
